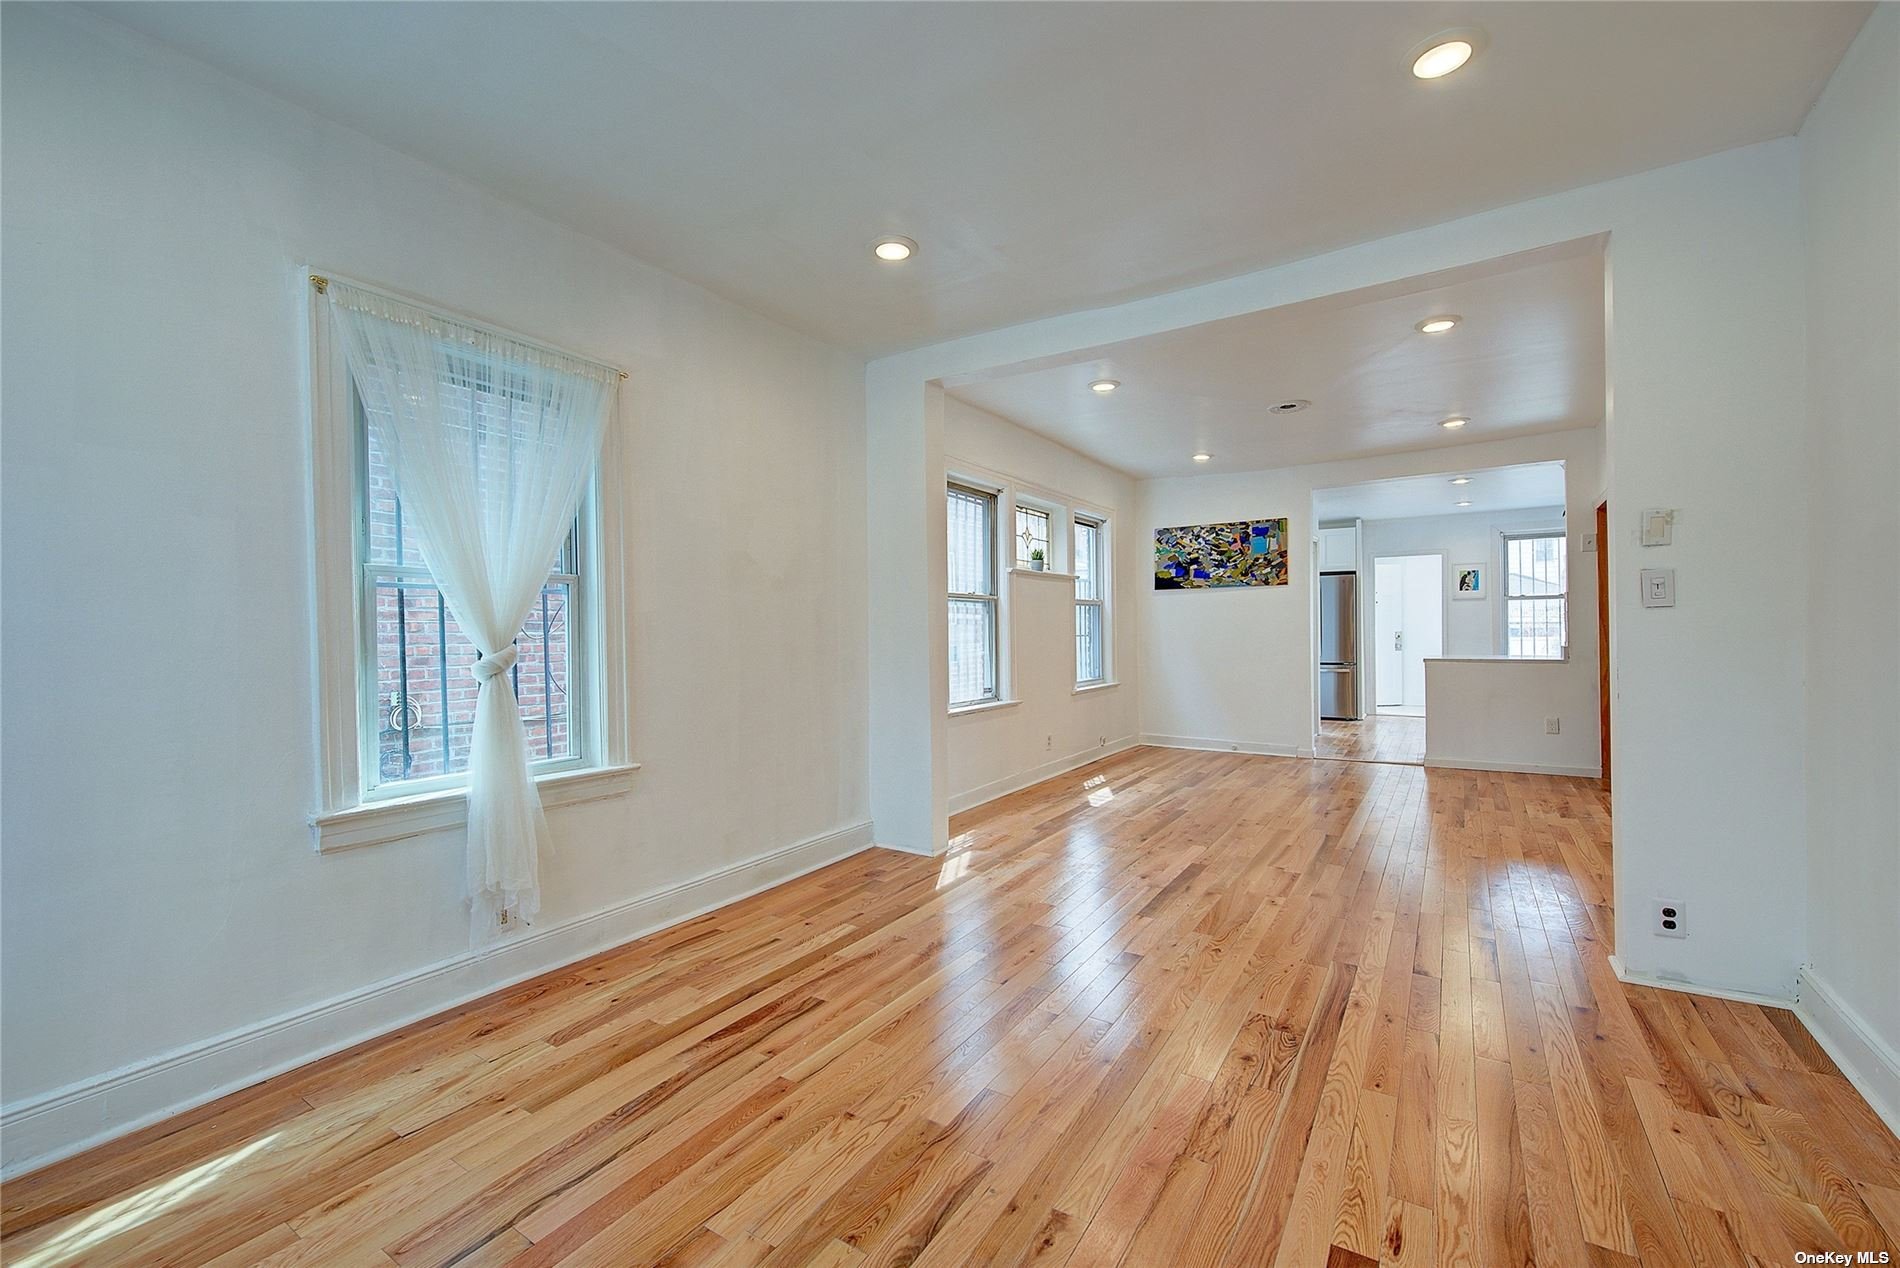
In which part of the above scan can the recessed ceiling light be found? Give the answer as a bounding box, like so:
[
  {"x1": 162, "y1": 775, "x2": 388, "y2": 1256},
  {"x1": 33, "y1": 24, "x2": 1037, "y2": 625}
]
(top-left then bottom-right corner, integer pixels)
[
  {"x1": 1409, "y1": 29, "x2": 1484, "y2": 80},
  {"x1": 1450, "y1": 476, "x2": 1471, "y2": 485},
  {"x1": 1416, "y1": 315, "x2": 1461, "y2": 334},
  {"x1": 1440, "y1": 416, "x2": 1469, "y2": 430},
  {"x1": 1192, "y1": 452, "x2": 1213, "y2": 463},
  {"x1": 1273, "y1": 399, "x2": 1310, "y2": 413},
  {"x1": 1455, "y1": 500, "x2": 1474, "y2": 508},
  {"x1": 1089, "y1": 378, "x2": 1120, "y2": 395},
  {"x1": 872, "y1": 236, "x2": 917, "y2": 262}
]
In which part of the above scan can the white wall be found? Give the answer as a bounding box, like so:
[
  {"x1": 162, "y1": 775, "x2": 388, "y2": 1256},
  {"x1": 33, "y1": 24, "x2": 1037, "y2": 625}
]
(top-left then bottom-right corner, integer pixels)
[
  {"x1": 1359, "y1": 506, "x2": 1569, "y2": 679},
  {"x1": 866, "y1": 376, "x2": 946, "y2": 856},
  {"x1": 1425, "y1": 660, "x2": 1602, "y2": 777},
  {"x1": 942, "y1": 399, "x2": 1140, "y2": 811},
  {"x1": 1593, "y1": 151, "x2": 1812, "y2": 1004},
  {"x1": 0, "y1": 8, "x2": 869, "y2": 1170},
  {"x1": 1136, "y1": 431, "x2": 1599, "y2": 759},
  {"x1": 1798, "y1": 5, "x2": 1900, "y2": 1122}
]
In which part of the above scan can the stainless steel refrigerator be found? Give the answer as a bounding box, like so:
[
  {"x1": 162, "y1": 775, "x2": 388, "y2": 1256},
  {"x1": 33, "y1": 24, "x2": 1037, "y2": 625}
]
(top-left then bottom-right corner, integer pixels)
[{"x1": 1319, "y1": 571, "x2": 1359, "y2": 720}]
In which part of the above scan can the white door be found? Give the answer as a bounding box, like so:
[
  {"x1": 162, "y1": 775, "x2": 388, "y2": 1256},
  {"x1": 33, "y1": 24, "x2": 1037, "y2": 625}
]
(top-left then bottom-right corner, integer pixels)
[
  {"x1": 1374, "y1": 555, "x2": 1444, "y2": 713},
  {"x1": 1400, "y1": 557, "x2": 1444, "y2": 709},
  {"x1": 1374, "y1": 559, "x2": 1405, "y2": 708}
]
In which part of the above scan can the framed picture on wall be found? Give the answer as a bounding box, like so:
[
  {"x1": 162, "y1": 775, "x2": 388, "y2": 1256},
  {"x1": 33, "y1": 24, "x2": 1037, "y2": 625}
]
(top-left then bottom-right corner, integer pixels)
[
  {"x1": 1453, "y1": 563, "x2": 1486, "y2": 599},
  {"x1": 1153, "y1": 518, "x2": 1289, "y2": 589}
]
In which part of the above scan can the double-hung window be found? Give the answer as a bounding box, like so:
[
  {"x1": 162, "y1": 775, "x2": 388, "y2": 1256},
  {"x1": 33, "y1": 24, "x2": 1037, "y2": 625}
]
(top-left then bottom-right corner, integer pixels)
[
  {"x1": 1505, "y1": 532, "x2": 1567, "y2": 658},
  {"x1": 947, "y1": 483, "x2": 999, "y2": 707},
  {"x1": 359, "y1": 411, "x2": 588, "y2": 793},
  {"x1": 1074, "y1": 514, "x2": 1107, "y2": 685}
]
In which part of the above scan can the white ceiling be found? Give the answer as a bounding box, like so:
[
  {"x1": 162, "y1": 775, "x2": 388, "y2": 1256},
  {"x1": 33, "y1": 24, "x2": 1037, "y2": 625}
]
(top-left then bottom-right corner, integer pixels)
[
  {"x1": 93, "y1": 2, "x2": 1869, "y2": 355},
  {"x1": 949, "y1": 240, "x2": 1605, "y2": 478},
  {"x1": 1314, "y1": 462, "x2": 1566, "y2": 523}
]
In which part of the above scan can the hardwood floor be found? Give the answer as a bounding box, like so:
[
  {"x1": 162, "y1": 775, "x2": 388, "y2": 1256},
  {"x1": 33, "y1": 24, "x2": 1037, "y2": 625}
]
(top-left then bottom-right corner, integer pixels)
[
  {"x1": 5, "y1": 747, "x2": 1897, "y2": 1266},
  {"x1": 1316, "y1": 714, "x2": 1426, "y2": 765}
]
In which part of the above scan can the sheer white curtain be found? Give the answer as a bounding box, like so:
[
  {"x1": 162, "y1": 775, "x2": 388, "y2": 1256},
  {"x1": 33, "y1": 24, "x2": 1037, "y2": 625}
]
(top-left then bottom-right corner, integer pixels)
[{"x1": 327, "y1": 281, "x2": 616, "y2": 924}]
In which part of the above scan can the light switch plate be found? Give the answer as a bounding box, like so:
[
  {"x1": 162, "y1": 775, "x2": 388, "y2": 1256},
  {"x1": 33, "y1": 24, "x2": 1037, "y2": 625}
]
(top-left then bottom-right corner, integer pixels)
[
  {"x1": 1641, "y1": 508, "x2": 1674, "y2": 547},
  {"x1": 1640, "y1": 567, "x2": 1676, "y2": 608},
  {"x1": 1581, "y1": 532, "x2": 1599, "y2": 553}
]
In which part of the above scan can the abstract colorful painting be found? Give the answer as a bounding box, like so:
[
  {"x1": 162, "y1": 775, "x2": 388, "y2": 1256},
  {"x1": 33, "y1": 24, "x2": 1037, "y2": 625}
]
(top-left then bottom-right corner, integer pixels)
[{"x1": 1154, "y1": 518, "x2": 1289, "y2": 589}]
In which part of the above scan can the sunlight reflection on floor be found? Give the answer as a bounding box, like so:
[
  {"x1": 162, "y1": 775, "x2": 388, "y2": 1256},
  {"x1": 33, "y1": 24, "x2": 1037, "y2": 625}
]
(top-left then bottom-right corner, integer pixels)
[
  {"x1": 14, "y1": 1134, "x2": 279, "y2": 1267},
  {"x1": 936, "y1": 851, "x2": 974, "y2": 888}
]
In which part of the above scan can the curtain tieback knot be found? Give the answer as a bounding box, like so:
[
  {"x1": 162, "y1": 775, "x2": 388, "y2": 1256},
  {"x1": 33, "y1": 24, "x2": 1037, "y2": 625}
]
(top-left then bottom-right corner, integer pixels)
[{"x1": 472, "y1": 645, "x2": 518, "y2": 682}]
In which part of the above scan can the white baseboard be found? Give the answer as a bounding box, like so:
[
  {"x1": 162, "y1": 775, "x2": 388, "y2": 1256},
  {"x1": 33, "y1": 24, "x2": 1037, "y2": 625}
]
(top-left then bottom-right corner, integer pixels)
[
  {"x1": 1794, "y1": 964, "x2": 1900, "y2": 1136},
  {"x1": 1607, "y1": 954, "x2": 1795, "y2": 1008},
  {"x1": 947, "y1": 737, "x2": 1140, "y2": 815},
  {"x1": 1138, "y1": 733, "x2": 1303, "y2": 759},
  {"x1": 0, "y1": 819, "x2": 875, "y2": 1179},
  {"x1": 1425, "y1": 756, "x2": 1603, "y2": 778},
  {"x1": 873, "y1": 839, "x2": 939, "y2": 857}
]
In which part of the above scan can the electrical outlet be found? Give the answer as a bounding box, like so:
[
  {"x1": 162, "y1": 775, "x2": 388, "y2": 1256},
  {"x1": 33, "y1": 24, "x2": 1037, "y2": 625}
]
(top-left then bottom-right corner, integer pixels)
[
  {"x1": 497, "y1": 909, "x2": 513, "y2": 929},
  {"x1": 1545, "y1": 716, "x2": 1561, "y2": 735},
  {"x1": 1045, "y1": 734, "x2": 1054, "y2": 751},
  {"x1": 1654, "y1": 900, "x2": 1687, "y2": 938}
]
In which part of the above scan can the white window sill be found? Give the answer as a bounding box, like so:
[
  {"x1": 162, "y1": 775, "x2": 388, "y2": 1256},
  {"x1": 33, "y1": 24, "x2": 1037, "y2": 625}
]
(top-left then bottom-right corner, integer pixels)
[
  {"x1": 949, "y1": 698, "x2": 1020, "y2": 717},
  {"x1": 311, "y1": 762, "x2": 640, "y2": 854},
  {"x1": 1009, "y1": 567, "x2": 1075, "y2": 581},
  {"x1": 1073, "y1": 680, "x2": 1120, "y2": 695}
]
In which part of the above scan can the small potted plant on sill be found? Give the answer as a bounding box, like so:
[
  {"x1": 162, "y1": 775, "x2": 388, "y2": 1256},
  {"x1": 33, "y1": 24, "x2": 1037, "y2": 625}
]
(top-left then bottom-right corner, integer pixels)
[{"x1": 1029, "y1": 547, "x2": 1046, "y2": 571}]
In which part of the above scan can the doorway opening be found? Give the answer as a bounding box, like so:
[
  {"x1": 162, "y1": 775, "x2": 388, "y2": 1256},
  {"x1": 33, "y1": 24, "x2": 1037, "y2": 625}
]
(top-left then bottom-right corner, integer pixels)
[{"x1": 1372, "y1": 553, "x2": 1445, "y2": 717}]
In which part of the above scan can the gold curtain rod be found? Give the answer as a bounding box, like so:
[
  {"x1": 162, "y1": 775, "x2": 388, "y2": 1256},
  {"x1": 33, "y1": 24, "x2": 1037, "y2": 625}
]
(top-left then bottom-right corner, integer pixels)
[{"x1": 309, "y1": 274, "x2": 628, "y2": 380}]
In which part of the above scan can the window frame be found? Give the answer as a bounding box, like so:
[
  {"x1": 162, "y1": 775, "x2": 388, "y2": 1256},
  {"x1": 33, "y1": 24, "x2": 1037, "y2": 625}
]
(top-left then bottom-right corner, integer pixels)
[
  {"x1": 1073, "y1": 512, "x2": 1109, "y2": 686},
  {"x1": 1502, "y1": 530, "x2": 1569, "y2": 659},
  {"x1": 306, "y1": 271, "x2": 635, "y2": 852},
  {"x1": 947, "y1": 480, "x2": 1002, "y2": 710},
  {"x1": 1013, "y1": 502, "x2": 1053, "y2": 570}
]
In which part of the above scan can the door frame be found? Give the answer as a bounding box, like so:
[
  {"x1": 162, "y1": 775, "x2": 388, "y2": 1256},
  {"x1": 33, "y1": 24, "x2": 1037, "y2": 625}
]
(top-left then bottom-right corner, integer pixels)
[
  {"x1": 1596, "y1": 500, "x2": 1610, "y2": 786},
  {"x1": 1369, "y1": 551, "x2": 1448, "y2": 715},
  {"x1": 1310, "y1": 533, "x2": 1322, "y2": 746}
]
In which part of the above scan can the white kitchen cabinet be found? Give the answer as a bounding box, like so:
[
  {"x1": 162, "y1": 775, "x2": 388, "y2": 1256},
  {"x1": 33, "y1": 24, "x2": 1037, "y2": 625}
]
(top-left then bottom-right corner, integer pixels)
[{"x1": 1318, "y1": 524, "x2": 1360, "y2": 572}]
